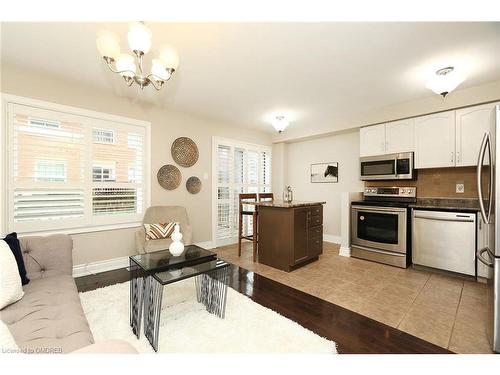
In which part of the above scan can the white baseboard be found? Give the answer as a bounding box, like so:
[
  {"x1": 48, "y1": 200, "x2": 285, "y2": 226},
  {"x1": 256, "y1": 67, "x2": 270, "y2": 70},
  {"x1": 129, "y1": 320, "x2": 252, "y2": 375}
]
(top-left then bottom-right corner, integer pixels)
[
  {"x1": 339, "y1": 246, "x2": 351, "y2": 257},
  {"x1": 323, "y1": 234, "x2": 341, "y2": 244},
  {"x1": 73, "y1": 256, "x2": 129, "y2": 278}
]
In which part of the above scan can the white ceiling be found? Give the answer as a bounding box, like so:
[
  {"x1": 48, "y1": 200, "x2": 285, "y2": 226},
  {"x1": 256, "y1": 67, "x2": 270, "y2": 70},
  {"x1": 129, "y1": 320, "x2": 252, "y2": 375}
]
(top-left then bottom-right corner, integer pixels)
[{"x1": 2, "y1": 22, "x2": 500, "y2": 135}]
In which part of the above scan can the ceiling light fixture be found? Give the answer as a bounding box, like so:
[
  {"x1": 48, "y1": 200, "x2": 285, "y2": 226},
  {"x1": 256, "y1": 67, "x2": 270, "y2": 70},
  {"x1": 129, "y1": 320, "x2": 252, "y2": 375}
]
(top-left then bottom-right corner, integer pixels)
[
  {"x1": 272, "y1": 115, "x2": 289, "y2": 133},
  {"x1": 425, "y1": 66, "x2": 466, "y2": 98},
  {"x1": 96, "y1": 22, "x2": 179, "y2": 91}
]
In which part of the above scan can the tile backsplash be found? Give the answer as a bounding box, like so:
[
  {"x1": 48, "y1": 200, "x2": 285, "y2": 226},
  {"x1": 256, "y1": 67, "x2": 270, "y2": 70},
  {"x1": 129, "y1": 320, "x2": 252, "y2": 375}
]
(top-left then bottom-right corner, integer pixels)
[{"x1": 366, "y1": 167, "x2": 478, "y2": 198}]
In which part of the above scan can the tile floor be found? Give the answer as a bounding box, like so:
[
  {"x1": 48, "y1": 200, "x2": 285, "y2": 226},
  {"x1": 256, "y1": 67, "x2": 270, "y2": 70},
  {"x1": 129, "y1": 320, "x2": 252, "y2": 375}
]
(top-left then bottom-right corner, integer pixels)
[{"x1": 216, "y1": 241, "x2": 493, "y2": 354}]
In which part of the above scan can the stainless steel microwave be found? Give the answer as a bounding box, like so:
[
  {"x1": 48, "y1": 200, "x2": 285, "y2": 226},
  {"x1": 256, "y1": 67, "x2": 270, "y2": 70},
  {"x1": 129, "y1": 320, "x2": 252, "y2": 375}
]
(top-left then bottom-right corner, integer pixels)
[{"x1": 360, "y1": 152, "x2": 414, "y2": 181}]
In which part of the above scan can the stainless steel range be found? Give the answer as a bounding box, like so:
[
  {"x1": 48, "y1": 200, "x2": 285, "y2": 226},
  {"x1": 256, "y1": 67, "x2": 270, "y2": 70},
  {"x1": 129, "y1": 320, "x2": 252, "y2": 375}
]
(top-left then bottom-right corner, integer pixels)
[{"x1": 351, "y1": 186, "x2": 416, "y2": 268}]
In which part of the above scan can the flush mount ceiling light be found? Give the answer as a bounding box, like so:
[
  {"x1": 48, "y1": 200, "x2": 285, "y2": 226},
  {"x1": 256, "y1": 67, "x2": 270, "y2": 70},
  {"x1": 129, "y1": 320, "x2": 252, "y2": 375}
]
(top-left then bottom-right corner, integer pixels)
[
  {"x1": 425, "y1": 66, "x2": 466, "y2": 98},
  {"x1": 272, "y1": 115, "x2": 289, "y2": 133},
  {"x1": 96, "y1": 22, "x2": 179, "y2": 91}
]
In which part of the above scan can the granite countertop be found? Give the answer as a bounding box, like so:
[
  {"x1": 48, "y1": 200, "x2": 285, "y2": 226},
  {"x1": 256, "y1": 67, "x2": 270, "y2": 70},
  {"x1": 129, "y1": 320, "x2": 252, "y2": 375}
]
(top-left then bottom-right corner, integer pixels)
[
  {"x1": 409, "y1": 198, "x2": 481, "y2": 212},
  {"x1": 256, "y1": 200, "x2": 326, "y2": 208}
]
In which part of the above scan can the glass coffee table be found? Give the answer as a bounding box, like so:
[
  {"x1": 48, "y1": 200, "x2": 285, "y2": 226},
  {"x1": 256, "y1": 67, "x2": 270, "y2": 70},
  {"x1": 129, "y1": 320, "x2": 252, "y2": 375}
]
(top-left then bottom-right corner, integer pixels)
[{"x1": 129, "y1": 245, "x2": 230, "y2": 351}]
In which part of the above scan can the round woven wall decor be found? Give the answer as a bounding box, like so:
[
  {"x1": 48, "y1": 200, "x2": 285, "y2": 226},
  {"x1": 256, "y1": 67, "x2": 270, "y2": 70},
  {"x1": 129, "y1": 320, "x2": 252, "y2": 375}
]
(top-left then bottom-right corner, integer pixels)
[
  {"x1": 186, "y1": 176, "x2": 202, "y2": 194},
  {"x1": 157, "y1": 164, "x2": 181, "y2": 190},
  {"x1": 171, "y1": 137, "x2": 199, "y2": 167}
]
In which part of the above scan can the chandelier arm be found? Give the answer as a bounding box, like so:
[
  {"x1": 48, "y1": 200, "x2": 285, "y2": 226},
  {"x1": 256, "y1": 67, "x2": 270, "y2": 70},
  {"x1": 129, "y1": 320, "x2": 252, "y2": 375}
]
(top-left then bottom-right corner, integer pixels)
[
  {"x1": 105, "y1": 61, "x2": 137, "y2": 78},
  {"x1": 146, "y1": 73, "x2": 171, "y2": 83},
  {"x1": 148, "y1": 78, "x2": 163, "y2": 91}
]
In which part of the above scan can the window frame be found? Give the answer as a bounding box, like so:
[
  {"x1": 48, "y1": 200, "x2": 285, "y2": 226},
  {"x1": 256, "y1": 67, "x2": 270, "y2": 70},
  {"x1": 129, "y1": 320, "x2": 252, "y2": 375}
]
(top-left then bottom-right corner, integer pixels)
[{"x1": 1, "y1": 94, "x2": 151, "y2": 236}]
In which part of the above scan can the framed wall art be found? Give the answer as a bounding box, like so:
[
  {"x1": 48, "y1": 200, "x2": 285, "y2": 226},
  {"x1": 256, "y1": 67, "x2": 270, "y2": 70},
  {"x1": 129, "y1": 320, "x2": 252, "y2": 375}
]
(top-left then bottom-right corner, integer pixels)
[{"x1": 310, "y1": 162, "x2": 338, "y2": 183}]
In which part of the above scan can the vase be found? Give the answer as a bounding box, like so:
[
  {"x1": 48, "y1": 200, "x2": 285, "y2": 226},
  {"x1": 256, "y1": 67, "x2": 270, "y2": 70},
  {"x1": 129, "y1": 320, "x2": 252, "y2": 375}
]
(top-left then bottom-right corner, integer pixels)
[{"x1": 169, "y1": 224, "x2": 185, "y2": 256}]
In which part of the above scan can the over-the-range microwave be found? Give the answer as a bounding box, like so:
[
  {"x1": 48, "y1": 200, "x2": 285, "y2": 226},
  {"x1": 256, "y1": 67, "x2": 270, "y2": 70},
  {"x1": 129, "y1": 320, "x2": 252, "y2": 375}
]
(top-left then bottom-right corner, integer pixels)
[{"x1": 360, "y1": 152, "x2": 415, "y2": 181}]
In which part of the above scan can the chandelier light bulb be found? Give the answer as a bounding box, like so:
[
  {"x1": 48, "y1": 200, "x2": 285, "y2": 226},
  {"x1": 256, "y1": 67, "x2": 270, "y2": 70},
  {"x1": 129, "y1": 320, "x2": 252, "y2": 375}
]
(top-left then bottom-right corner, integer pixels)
[
  {"x1": 116, "y1": 54, "x2": 136, "y2": 78},
  {"x1": 426, "y1": 67, "x2": 466, "y2": 97},
  {"x1": 151, "y1": 59, "x2": 170, "y2": 81},
  {"x1": 160, "y1": 46, "x2": 180, "y2": 71},
  {"x1": 96, "y1": 31, "x2": 120, "y2": 59},
  {"x1": 128, "y1": 22, "x2": 152, "y2": 54},
  {"x1": 272, "y1": 115, "x2": 289, "y2": 133}
]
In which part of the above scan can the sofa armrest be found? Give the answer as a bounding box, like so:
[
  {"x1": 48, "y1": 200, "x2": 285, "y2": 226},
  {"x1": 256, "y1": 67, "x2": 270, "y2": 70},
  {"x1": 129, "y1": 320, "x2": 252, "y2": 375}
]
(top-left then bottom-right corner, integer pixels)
[
  {"x1": 183, "y1": 224, "x2": 193, "y2": 246},
  {"x1": 19, "y1": 234, "x2": 73, "y2": 280},
  {"x1": 71, "y1": 340, "x2": 138, "y2": 354},
  {"x1": 135, "y1": 226, "x2": 146, "y2": 254}
]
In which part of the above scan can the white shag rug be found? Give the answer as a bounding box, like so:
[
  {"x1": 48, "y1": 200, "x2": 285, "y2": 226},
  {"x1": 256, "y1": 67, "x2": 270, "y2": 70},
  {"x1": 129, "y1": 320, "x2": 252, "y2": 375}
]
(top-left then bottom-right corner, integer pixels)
[{"x1": 80, "y1": 280, "x2": 337, "y2": 353}]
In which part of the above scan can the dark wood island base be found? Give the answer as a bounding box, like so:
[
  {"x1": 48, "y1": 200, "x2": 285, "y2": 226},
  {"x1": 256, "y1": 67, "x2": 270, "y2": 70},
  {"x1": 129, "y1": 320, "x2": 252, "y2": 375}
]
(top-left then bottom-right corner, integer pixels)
[{"x1": 257, "y1": 201, "x2": 326, "y2": 272}]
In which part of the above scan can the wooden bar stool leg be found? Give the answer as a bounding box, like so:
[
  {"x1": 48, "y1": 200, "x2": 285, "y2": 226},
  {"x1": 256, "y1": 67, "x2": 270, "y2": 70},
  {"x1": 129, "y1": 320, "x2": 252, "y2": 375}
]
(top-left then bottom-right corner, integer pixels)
[
  {"x1": 252, "y1": 211, "x2": 257, "y2": 262},
  {"x1": 238, "y1": 210, "x2": 243, "y2": 257}
]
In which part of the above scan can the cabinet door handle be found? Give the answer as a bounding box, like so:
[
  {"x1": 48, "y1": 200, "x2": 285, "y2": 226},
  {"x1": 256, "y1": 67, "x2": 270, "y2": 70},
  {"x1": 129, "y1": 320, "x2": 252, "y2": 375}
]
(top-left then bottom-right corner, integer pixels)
[
  {"x1": 381, "y1": 142, "x2": 385, "y2": 152},
  {"x1": 451, "y1": 152, "x2": 454, "y2": 163}
]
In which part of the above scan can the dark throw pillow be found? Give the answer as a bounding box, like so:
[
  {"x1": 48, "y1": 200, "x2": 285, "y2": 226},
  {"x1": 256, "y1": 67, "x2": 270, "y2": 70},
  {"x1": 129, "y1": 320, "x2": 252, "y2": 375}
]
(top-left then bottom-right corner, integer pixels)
[{"x1": 2, "y1": 232, "x2": 30, "y2": 285}]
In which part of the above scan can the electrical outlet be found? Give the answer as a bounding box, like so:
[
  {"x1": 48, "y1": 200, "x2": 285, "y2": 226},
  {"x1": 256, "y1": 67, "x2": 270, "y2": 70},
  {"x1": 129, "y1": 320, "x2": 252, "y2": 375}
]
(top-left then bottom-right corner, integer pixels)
[{"x1": 456, "y1": 183, "x2": 465, "y2": 194}]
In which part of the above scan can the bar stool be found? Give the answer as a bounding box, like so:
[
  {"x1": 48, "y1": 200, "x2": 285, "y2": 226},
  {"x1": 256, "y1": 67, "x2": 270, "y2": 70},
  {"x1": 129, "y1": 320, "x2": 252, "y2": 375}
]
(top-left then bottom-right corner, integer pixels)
[
  {"x1": 258, "y1": 193, "x2": 274, "y2": 202},
  {"x1": 238, "y1": 193, "x2": 258, "y2": 260}
]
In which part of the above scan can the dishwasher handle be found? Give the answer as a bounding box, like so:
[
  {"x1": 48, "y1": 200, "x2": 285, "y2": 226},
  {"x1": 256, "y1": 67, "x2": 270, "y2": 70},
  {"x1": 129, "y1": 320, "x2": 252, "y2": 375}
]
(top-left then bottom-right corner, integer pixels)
[{"x1": 413, "y1": 212, "x2": 475, "y2": 222}]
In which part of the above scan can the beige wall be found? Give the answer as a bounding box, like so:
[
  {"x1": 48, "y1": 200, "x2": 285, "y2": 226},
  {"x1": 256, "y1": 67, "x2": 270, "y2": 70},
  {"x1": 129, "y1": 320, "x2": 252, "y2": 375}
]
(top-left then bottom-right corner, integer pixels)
[
  {"x1": 284, "y1": 130, "x2": 364, "y2": 238},
  {"x1": 1, "y1": 63, "x2": 272, "y2": 265}
]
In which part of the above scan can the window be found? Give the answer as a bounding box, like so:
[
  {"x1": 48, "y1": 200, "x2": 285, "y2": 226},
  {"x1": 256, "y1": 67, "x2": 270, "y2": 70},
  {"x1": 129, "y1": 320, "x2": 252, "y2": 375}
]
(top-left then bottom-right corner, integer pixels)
[
  {"x1": 34, "y1": 159, "x2": 67, "y2": 182},
  {"x1": 92, "y1": 128, "x2": 114, "y2": 144},
  {"x1": 6, "y1": 99, "x2": 150, "y2": 233},
  {"x1": 213, "y1": 138, "x2": 271, "y2": 246},
  {"x1": 93, "y1": 162, "x2": 116, "y2": 182},
  {"x1": 29, "y1": 117, "x2": 60, "y2": 129}
]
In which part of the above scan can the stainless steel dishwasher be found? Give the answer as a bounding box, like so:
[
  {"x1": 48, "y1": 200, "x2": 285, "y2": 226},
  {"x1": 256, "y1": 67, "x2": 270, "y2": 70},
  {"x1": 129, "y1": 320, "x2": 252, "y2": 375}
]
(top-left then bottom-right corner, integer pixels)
[{"x1": 412, "y1": 210, "x2": 476, "y2": 275}]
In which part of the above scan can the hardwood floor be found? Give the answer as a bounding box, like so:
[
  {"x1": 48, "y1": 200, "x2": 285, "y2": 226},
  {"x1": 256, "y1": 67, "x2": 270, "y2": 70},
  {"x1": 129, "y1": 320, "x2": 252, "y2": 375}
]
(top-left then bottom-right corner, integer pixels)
[{"x1": 76, "y1": 265, "x2": 450, "y2": 354}]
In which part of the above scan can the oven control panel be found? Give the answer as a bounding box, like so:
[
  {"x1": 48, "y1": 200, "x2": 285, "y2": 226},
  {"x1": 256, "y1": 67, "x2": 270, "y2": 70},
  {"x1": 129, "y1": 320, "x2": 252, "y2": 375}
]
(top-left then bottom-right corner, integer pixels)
[{"x1": 364, "y1": 187, "x2": 416, "y2": 198}]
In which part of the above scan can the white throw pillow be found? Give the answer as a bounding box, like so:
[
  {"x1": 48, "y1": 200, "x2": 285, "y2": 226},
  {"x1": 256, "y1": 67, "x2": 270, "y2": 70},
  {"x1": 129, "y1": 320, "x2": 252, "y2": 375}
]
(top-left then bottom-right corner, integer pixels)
[
  {"x1": 0, "y1": 240, "x2": 24, "y2": 310},
  {"x1": 0, "y1": 320, "x2": 19, "y2": 353}
]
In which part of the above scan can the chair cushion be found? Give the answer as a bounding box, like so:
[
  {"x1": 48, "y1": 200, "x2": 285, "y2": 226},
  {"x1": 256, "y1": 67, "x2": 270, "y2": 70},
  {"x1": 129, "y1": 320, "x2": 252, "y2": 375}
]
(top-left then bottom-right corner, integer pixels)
[
  {"x1": 144, "y1": 238, "x2": 174, "y2": 253},
  {"x1": 0, "y1": 275, "x2": 94, "y2": 354},
  {"x1": 144, "y1": 222, "x2": 177, "y2": 240},
  {"x1": 3, "y1": 233, "x2": 29, "y2": 285},
  {"x1": 0, "y1": 240, "x2": 24, "y2": 310}
]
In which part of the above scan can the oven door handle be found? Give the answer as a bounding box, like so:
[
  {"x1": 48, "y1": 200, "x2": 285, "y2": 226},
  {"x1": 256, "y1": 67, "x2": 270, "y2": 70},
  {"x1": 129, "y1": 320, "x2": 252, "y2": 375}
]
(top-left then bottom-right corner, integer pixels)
[{"x1": 352, "y1": 205, "x2": 407, "y2": 213}]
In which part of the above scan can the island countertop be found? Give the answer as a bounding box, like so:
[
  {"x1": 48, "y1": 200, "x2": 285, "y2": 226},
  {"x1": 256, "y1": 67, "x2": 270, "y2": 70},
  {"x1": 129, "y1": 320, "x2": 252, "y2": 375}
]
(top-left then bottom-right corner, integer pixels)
[{"x1": 255, "y1": 200, "x2": 326, "y2": 208}]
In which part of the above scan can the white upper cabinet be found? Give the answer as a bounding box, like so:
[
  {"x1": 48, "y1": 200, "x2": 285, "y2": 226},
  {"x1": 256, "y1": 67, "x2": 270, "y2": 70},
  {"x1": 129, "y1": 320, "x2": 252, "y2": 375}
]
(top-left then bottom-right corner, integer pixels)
[
  {"x1": 360, "y1": 123, "x2": 386, "y2": 157},
  {"x1": 385, "y1": 119, "x2": 414, "y2": 154},
  {"x1": 414, "y1": 111, "x2": 456, "y2": 169},
  {"x1": 455, "y1": 103, "x2": 497, "y2": 167}
]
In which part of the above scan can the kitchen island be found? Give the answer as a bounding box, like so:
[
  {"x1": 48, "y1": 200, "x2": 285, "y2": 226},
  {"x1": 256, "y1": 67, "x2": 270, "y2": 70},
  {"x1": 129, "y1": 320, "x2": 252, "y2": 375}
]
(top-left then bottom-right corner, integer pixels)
[{"x1": 257, "y1": 200, "x2": 326, "y2": 272}]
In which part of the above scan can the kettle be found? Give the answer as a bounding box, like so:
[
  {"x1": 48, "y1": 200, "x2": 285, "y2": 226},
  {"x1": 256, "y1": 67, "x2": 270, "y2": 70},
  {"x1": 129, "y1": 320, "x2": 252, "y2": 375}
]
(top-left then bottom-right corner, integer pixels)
[{"x1": 283, "y1": 185, "x2": 293, "y2": 203}]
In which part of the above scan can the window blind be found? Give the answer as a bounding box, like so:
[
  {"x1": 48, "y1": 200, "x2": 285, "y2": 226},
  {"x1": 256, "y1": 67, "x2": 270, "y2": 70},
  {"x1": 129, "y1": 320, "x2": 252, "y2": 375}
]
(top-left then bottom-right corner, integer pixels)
[
  {"x1": 7, "y1": 102, "x2": 149, "y2": 233},
  {"x1": 214, "y1": 139, "x2": 271, "y2": 246}
]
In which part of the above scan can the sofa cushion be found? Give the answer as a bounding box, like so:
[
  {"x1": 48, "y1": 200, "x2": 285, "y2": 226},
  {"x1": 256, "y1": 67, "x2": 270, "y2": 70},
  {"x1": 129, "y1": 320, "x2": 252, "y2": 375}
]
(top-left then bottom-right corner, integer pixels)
[
  {"x1": 0, "y1": 275, "x2": 94, "y2": 354},
  {"x1": 20, "y1": 235, "x2": 73, "y2": 280},
  {"x1": 0, "y1": 319, "x2": 19, "y2": 353},
  {"x1": 0, "y1": 241, "x2": 24, "y2": 310},
  {"x1": 3, "y1": 233, "x2": 29, "y2": 285}
]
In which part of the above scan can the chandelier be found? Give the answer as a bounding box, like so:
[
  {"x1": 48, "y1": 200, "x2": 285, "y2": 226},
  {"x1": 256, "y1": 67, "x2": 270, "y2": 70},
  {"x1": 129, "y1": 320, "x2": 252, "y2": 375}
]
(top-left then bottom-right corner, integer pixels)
[{"x1": 96, "y1": 22, "x2": 179, "y2": 91}]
